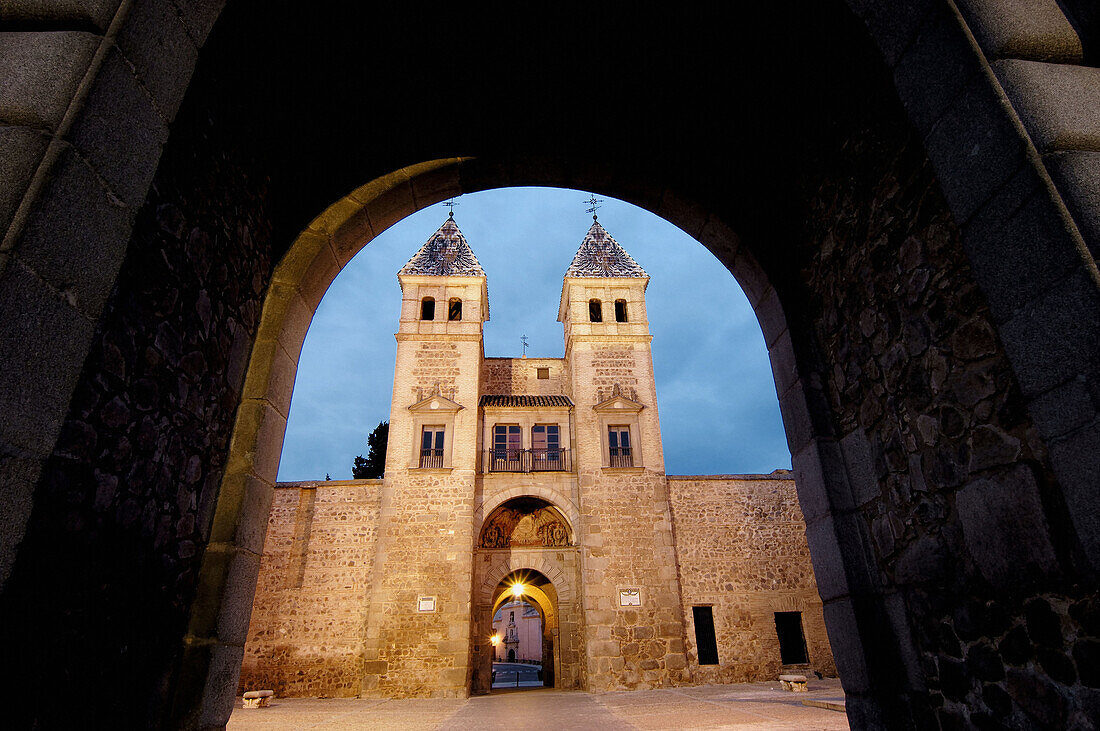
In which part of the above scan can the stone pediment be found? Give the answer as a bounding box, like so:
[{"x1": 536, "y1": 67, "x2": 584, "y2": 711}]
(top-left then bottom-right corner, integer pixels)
[
  {"x1": 408, "y1": 393, "x2": 464, "y2": 413},
  {"x1": 593, "y1": 394, "x2": 644, "y2": 413}
]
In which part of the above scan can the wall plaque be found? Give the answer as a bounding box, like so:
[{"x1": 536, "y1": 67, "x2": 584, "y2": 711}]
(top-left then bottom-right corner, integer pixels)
[
  {"x1": 619, "y1": 588, "x2": 641, "y2": 606},
  {"x1": 417, "y1": 596, "x2": 437, "y2": 612}
]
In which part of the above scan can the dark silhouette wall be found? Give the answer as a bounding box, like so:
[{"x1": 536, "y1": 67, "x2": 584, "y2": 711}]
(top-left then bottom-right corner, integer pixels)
[{"x1": 0, "y1": 1, "x2": 1097, "y2": 728}]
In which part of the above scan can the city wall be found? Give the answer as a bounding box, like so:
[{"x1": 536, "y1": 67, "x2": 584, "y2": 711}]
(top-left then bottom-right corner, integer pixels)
[
  {"x1": 669, "y1": 472, "x2": 837, "y2": 683},
  {"x1": 240, "y1": 473, "x2": 835, "y2": 696}
]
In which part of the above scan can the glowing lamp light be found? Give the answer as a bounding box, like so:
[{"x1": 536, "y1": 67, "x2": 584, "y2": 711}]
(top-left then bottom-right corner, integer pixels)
[
  {"x1": 490, "y1": 634, "x2": 501, "y2": 646},
  {"x1": 511, "y1": 583, "x2": 525, "y2": 598}
]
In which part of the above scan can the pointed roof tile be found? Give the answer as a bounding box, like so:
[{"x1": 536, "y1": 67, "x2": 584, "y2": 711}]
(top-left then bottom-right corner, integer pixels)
[
  {"x1": 565, "y1": 219, "x2": 647, "y2": 278},
  {"x1": 399, "y1": 215, "x2": 485, "y2": 276}
]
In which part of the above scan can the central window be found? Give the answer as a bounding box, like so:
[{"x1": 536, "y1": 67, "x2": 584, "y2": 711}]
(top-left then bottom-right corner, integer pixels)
[
  {"x1": 486, "y1": 423, "x2": 570, "y2": 472},
  {"x1": 420, "y1": 426, "x2": 445, "y2": 468},
  {"x1": 608, "y1": 426, "x2": 632, "y2": 467},
  {"x1": 493, "y1": 425, "x2": 522, "y2": 468},
  {"x1": 532, "y1": 425, "x2": 561, "y2": 469}
]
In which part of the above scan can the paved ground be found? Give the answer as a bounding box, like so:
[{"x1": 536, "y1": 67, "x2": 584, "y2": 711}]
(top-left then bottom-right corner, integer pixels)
[
  {"x1": 227, "y1": 679, "x2": 849, "y2": 730},
  {"x1": 491, "y1": 661, "x2": 543, "y2": 689}
]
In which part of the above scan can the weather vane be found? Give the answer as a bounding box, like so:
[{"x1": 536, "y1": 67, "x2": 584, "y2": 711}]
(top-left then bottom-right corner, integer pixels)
[
  {"x1": 441, "y1": 198, "x2": 460, "y2": 216},
  {"x1": 521, "y1": 334, "x2": 529, "y2": 357},
  {"x1": 584, "y1": 194, "x2": 603, "y2": 219}
]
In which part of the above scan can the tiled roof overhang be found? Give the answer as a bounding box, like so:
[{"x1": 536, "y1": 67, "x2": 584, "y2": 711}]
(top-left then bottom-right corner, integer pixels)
[{"x1": 479, "y1": 395, "x2": 575, "y2": 408}]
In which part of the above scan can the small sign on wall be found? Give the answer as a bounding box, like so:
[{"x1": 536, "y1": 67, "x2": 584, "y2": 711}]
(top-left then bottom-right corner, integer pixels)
[
  {"x1": 619, "y1": 588, "x2": 641, "y2": 606},
  {"x1": 417, "y1": 596, "x2": 437, "y2": 612}
]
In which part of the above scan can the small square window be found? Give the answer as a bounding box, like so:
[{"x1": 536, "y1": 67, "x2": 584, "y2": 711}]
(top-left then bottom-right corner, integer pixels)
[{"x1": 536, "y1": 367, "x2": 549, "y2": 379}]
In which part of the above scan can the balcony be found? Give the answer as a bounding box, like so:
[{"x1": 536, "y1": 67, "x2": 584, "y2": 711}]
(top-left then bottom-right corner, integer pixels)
[
  {"x1": 419, "y1": 449, "x2": 444, "y2": 468},
  {"x1": 484, "y1": 449, "x2": 572, "y2": 473},
  {"x1": 609, "y1": 448, "x2": 633, "y2": 468}
]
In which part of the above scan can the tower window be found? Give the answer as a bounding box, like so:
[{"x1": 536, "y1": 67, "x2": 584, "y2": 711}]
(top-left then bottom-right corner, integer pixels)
[
  {"x1": 608, "y1": 426, "x2": 632, "y2": 467},
  {"x1": 420, "y1": 297, "x2": 436, "y2": 320},
  {"x1": 774, "y1": 612, "x2": 809, "y2": 665},
  {"x1": 693, "y1": 606, "x2": 719, "y2": 665},
  {"x1": 614, "y1": 299, "x2": 628, "y2": 322},
  {"x1": 419, "y1": 426, "x2": 445, "y2": 468},
  {"x1": 589, "y1": 299, "x2": 602, "y2": 322},
  {"x1": 448, "y1": 298, "x2": 462, "y2": 321},
  {"x1": 536, "y1": 367, "x2": 549, "y2": 379}
]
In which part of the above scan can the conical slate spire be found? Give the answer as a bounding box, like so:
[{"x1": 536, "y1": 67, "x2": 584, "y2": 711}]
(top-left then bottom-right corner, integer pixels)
[
  {"x1": 399, "y1": 215, "x2": 485, "y2": 276},
  {"x1": 565, "y1": 219, "x2": 647, "y2": 278}
]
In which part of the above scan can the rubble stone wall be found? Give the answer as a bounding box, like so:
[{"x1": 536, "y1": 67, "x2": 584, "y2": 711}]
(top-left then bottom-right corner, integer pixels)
[
  {"x1": 238, "y1": 480, "x2": 382, "y2": 697},
  {"x1": 0, "y1": 102, "x2": 276, "y2": 728},
  {"x1": 481, "y1": 357, "x2": 568, "y2": 396},
  {"x1": 668, "y1": 473, "x2": 836, "y2": 683},
  {"x1": 577, "y1": 469, "x2": 690, "y2": 690},
  {"x1": 791, "y1": 128, "x2": 1100, "y2": 728}
]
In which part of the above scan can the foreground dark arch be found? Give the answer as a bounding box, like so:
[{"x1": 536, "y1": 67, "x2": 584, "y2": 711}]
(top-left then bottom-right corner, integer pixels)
[{"x1": 0, "y1": 2, "x2": 1098, "y2": 728}]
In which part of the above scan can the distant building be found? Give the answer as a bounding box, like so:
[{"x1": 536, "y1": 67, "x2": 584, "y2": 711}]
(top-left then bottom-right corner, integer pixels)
[
  {"x1": 492, "y1": 600, "x2": 542, "y2": 663},
  {"x1": 241, "y1": 215, "x2": 836, "y2": 697}
]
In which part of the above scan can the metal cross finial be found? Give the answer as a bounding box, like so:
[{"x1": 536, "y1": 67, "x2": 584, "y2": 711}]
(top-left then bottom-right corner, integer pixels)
[
  {"x1": 521, "y1": 335, "x2": 529, "y2": 357},
  {"x1": 584, "y1": 194, "x2": 603, "y2": 219},
  {"x1": 441, "y1": 199, "x2": 460, "y2": 217}
]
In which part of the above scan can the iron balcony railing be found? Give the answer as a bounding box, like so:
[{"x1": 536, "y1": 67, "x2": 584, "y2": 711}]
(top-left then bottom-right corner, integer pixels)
[
  {"x1": 484, "y1": 448, "x2": 572, "y2": 473},
  {"x1": 419, "y1": 449, "x2": 444, "y2": 468},
  {"x1": 609, "y1": 448, "x2": 633, "y2": 468}
]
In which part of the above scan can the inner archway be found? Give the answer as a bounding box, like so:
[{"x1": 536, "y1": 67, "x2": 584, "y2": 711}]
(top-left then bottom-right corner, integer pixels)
[{"x1": 489, "y1": 574, "x2": 552, "y2": 691}]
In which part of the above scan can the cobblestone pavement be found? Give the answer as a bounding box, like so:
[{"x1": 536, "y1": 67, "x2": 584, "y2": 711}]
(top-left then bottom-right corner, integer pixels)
[{"x1": 227, "y1": 680, "x2": 849, "y2": 729}]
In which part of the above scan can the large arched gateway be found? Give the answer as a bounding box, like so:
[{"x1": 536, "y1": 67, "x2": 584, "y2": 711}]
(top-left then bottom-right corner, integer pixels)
[{"x1": 0, "y1": 3, "x2": 1097, "y2": 729}]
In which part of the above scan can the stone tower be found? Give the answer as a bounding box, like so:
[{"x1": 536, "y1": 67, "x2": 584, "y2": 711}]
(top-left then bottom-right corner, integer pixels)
[
  {"x1": 558, "y1": 218, "x2": 689, "y2": 689},
  {"x1": 360, "y1": 214, "x2": 489, "y2": 697}
]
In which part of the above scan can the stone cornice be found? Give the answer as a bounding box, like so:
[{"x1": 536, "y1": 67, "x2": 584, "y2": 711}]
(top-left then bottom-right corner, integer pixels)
[{"x1": 395, "y1": 333, "x2": 484, "y2": 342}]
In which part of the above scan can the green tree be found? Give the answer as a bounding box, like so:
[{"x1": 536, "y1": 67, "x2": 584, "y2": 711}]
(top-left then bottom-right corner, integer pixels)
[{"x1": 353, "y1": 420, "x2": 389, "y2": 479}]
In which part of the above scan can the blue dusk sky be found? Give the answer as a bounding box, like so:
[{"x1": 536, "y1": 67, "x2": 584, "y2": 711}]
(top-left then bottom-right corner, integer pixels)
[{"x1": 276, "y1": 187, "x2": 791, "y2": 481}]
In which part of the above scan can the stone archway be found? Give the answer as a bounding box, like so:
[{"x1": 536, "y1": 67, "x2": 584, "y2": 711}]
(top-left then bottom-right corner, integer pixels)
[
  {"x1": 472, "y1": 499, "x2": 582, "y2": 693},
  {"x1": 0, "y1": 3, "x2": 1097, "y2": 729}
]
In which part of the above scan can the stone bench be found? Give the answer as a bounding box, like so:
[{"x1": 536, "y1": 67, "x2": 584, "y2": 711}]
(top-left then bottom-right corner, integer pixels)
[
  {"x1": 242, "y1": 690, "x2": 275, "y2": 708},
  {"x1": 779, "y1": 674, "x2": 808, "y2": 692}
]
